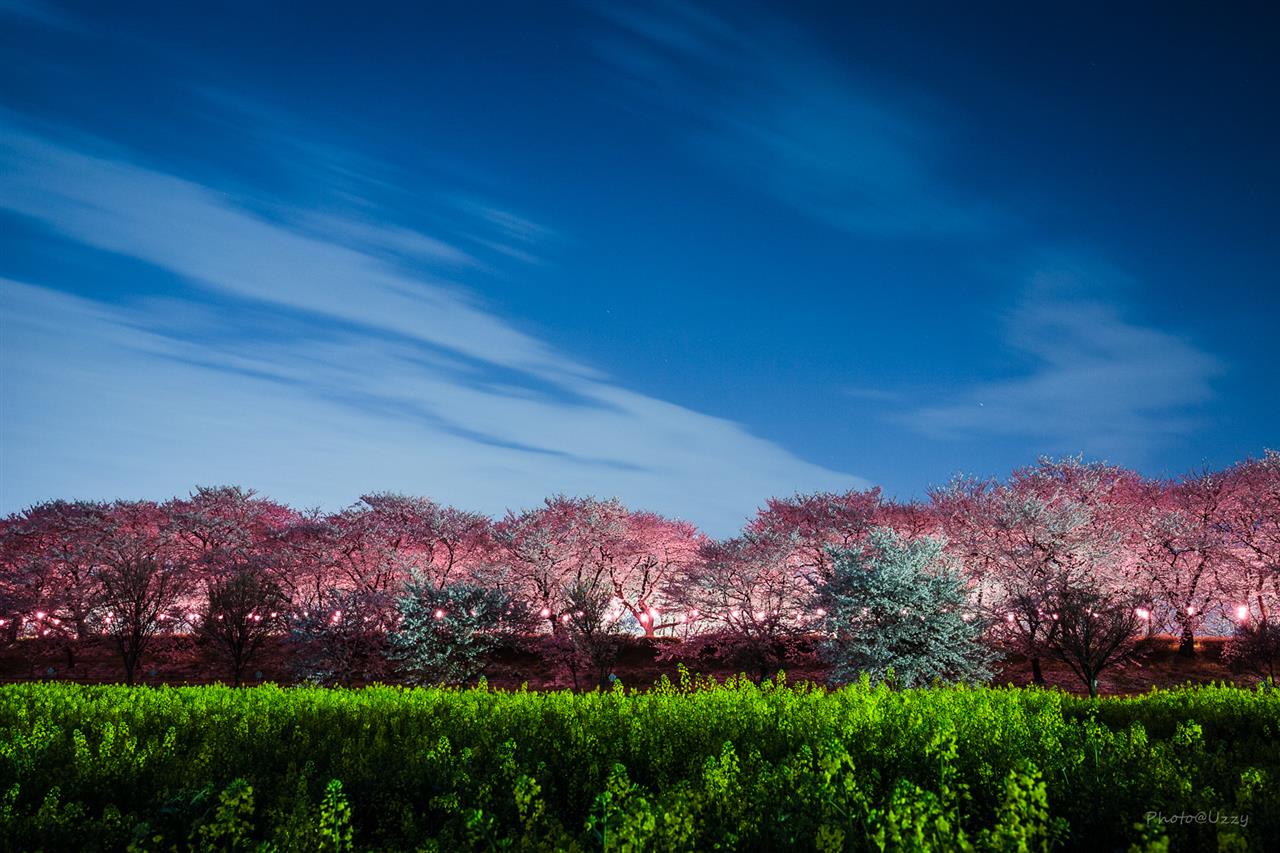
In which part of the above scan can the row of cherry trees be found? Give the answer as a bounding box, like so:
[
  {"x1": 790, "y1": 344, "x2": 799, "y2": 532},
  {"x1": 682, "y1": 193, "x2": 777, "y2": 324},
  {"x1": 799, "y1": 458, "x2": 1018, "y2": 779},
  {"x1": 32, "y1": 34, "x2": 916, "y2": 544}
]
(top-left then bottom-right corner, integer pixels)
[{"x1": 1, "y1": 452, "x2": 1277, "y2": 684}]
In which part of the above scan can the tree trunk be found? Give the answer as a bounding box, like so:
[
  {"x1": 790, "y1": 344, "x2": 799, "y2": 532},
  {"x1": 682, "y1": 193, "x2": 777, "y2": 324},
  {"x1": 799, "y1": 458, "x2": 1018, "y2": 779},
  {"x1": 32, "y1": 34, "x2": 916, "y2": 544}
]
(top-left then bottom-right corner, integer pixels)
[
  {"x1": 1030, "y1": 656, "x2": 1045, "y2": 685},
  {"x1": 1088, "y1": 676, "x2": 1099, "y2": 698},
  {"x1": 1177, "y1": 622, "x2": 1196, "y2": 657}
]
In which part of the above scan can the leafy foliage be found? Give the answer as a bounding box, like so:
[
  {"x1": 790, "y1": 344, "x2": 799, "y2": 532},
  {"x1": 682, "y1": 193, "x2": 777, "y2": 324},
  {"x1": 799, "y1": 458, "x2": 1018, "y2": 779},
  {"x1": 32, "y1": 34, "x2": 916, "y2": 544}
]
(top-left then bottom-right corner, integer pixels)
[
  {"x1": 0, "y1": 680, "x2": 1277, "y2": 851},
  {"x1": 819, "y1": 527, "x2": 996, "y2": 687},
  {"x1": 388, "y1": 576, "x2": 530, "y2": 686}
]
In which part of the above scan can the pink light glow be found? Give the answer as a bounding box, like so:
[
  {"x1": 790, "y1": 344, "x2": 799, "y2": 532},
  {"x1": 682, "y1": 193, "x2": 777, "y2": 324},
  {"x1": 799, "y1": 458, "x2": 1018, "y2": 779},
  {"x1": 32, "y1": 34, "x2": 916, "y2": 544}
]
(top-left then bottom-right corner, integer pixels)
[
  {"x1": 1236, "y1": 605, "x2": 1249, "y2": 621},
  {"x1": 539, "y1": 607, "x2": 551, "y2": 618},
  {"x1": 639, "y1": 613, "x2": 650, "y2": 623},
  {"x1": 35, "y1": 611, "x2": 45, "y2": 620},
  {"x1": 1135, "y1": 608, "x2": 1150, "y2": 620},
  {"x1": 1186, "y1": 606, "x2": 1196, "y2": 615},
  {"x1": 434, "y1": 609, "x2": 445, "y2": 619},
  {"x1": 815, "y1": 608, "x2": 826, "y2": 617}
]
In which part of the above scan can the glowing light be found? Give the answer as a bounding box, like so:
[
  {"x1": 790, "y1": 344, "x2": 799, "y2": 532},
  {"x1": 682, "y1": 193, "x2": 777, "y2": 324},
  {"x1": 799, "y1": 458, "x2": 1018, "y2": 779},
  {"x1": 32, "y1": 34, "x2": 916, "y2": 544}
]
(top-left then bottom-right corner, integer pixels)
[
  {"x1": 434, "y1": 609, "x2": 445, "y2": 619},
  {"x1": 639, "y1": 613, "x2": 650, "y2": 623},
  {"x1": 1236, "y1": 605, "x2": 1249, "y2": 621},
  {"x1": 35, "y1": 611, "x2": 45, "y2": 620},
  {"x1": 561, "y1": 613, "x2": 571, "y2": 623},
  {"x1": 1135, "y1": 608, "x2": 1150, "y2": 620},
  {"x1": 539, "y1": 607, "x2": 551, "y2": 618},
  {"x1": 815, "y1": 608, "x2": 826, "y2": 617},
  {"x1": 1186, "y1": 606, "x2": 1196, "y2": 615},
  {"x1": 679, "y1": 614, "x2": 688, "y2": 623}
]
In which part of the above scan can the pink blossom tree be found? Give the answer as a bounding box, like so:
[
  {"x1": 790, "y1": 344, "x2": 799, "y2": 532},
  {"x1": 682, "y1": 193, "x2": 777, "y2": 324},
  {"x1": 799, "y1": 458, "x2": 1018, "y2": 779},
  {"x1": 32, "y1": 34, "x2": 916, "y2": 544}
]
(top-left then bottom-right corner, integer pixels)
[
  {"x1": 94, "y1": 500, "x2": 192, "y2": 684},
  {"x1": 1135, "y1": 469, "x2": 1234, "y2": 656},
  {"x1": 1222, "y1": 452, "x2": 1280, "y2": 624}
]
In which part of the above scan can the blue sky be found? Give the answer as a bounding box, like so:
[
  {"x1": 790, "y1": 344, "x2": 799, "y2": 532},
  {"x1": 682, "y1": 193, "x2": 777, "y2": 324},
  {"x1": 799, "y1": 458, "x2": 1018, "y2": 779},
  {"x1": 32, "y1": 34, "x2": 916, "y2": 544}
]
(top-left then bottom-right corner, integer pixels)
[{"x1": 1, "y1": 0, "x2": 1277, "y2": 535}]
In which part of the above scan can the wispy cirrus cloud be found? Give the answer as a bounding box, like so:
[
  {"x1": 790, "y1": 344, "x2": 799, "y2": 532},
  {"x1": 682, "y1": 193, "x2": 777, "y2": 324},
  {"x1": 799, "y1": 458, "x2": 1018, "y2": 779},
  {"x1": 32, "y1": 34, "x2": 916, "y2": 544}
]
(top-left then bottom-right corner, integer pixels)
[
  {"x1": 902, "y1": 264, "x2": 1224, "y2": 455},
  {"x1": 0, "y1": 120, "x2": 865, "y2": 534},
  {"x1": 587, "y1": 0, "x2": 1003, "y2": 237}
]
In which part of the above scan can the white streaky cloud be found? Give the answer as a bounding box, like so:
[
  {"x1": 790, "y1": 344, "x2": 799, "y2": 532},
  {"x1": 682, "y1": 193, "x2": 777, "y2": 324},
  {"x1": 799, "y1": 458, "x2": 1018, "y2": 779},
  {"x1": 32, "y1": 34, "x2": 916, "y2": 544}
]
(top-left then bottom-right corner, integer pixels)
[
  {"x1": 0, "y1": 126, "x2": 867, "y2": 534},
  {"x1": 0, "y1": 127, "x2": 590, "y2": 381},
  {"x1": 292, "y1": 211, "x2": 481, "y2": 269},
  {"x1": 902, "y1": 272, "x2": 1223, "y2": 455}
]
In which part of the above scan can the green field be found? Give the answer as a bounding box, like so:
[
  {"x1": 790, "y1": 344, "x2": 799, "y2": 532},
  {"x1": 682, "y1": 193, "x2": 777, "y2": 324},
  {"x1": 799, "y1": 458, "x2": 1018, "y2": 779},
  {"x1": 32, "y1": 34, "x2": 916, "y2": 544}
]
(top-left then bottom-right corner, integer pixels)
[{"x1": 1, "y1": 676, "x2": 1275, "y2": 851}]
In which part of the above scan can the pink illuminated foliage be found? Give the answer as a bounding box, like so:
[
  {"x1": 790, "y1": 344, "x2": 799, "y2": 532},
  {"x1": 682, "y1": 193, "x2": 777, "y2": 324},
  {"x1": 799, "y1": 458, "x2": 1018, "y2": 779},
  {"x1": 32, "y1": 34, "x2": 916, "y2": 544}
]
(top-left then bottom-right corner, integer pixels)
[
  {"x1": 94, "y1": 500, "x2": 192, "y2": 684},
  {"x1": 1, "y1": 452, "x2": 1279, "y2": 691},
  {"x1": 1134, "y1": 470, "x2": 1234, "y2": 655}
]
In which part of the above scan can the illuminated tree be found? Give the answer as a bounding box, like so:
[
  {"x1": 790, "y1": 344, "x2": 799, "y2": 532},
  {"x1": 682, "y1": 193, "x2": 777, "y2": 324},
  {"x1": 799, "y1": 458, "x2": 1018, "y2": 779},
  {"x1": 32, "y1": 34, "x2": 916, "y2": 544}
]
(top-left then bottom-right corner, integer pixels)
[
  {"x1": 198, "y1": 558, "x2": 288, "y2": 686},
  {"x1": 669, "y1": 533, "x2": 816, "y2": 679},
  {"x1": 1135, "y1": 470, "x2": 1233, "y2": 656},
  {"x1": 0, "y1": 501, "x2": 108, "y2": 659},
  {"x1": 288, "y1": 586, "x2": 390, "y2": 686},
  {"x1": 932, "y1": 458, "x2": 1132, "y2": 684},
  {"x1": 1043, "y1": 580, "x2": 1148, "y2": 697},
  {"x1": 1222, "y1": 618, "x2": 1280, "y2": 682},
  {"x1": 495, "y1": 496, "x2": 623, "y2": 632},
  {"x1": 388, "y1": 575, "x2": 532, "y2": 685},
  {"x1": 818, "y1": 528, "x2": 994, "y2": 688},
  {"x1": 746, "y1": 488, "x2": 882, "y2": 586},
  {"x1": 1223, "y1": 452, "x2": 1280, "y2": 623},
  {"x1": 95, "y1": 500, "x2": 191, "y2": 684},
  {"x1": 594, "y1": 510, "x2": 705, "y2": 637}
]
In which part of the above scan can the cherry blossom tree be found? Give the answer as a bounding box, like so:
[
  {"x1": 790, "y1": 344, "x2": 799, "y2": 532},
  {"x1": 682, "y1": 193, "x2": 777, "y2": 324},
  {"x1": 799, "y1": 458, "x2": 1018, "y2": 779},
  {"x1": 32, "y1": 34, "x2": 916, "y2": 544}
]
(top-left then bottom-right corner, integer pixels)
[
  {"x1": 0, "y1": 501, "x2": 113, "y2": 668},
  {"x1": 321, "y1": 495, "x2": 494, "y2": 631},
  {"x1": 668, "y1": 533, "x2": 817, "y2": 679},
  {"x1": 1044, "y1": 579, "x2": 1148, "y2": 697},
  {"x1": 594, "y1": 511, "x2": 705, "y2": 637},
  {"x1": 1135, "y1": 470, "x2": 1234, "y2": 656},
  {"x1": 745, "y1": 488, "x2": 882, "y2": 586},
  {"x1": 932, "y1": 458, "x2": 1133, "y2": 684},
  {"x1": 495, "y1": 496, "x2": 624, "y2": 632},
  {"x1": 1223, "y1": 452, "x2": 1280, "y2": 623},
  {"x1": 94, "y1": 500, "x2": 192, "y2": 684},
  {"x1": 198, "y1": 555, "x2": 288, "y2": 686}
]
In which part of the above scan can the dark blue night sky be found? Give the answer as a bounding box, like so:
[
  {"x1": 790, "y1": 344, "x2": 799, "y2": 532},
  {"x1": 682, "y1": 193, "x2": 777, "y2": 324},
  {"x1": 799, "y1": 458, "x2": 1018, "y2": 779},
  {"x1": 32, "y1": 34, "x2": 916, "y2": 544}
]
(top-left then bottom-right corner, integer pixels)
[{"x1": 2, "y1": 1, "x2": 1277, "y2": 534}]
